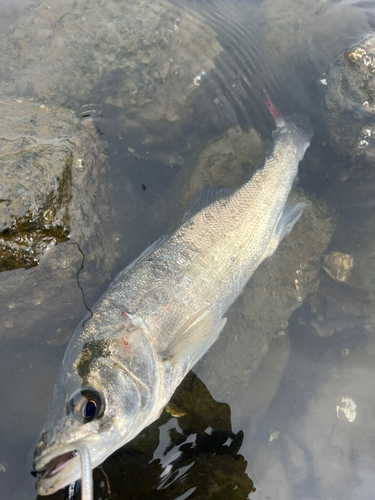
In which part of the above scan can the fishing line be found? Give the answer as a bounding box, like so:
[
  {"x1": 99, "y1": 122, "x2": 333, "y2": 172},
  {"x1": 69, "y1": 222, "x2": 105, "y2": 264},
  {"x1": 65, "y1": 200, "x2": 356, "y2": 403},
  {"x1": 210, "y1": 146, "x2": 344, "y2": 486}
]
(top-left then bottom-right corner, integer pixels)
[
  {"x1": 68, "y1": 242, "x2": 93, "y2": 328},
  {"x1": 65, "y1": 242, "x2": 94, "y2": 500},
  {"x1": 99, "y1": 465, "x2": 112, "y2": 496}
]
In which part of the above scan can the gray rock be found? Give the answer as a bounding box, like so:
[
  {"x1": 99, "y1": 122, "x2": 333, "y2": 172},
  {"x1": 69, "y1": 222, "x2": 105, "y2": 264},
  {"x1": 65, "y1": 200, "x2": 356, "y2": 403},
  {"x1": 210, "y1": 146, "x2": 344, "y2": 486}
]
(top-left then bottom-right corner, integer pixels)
[
  {"x1": 1, "y1": 99, "x2": 74, "y2": 271},
  {"x1": 0, "y1": 0, "x2": 227, "y2": 342},
  {"x1": 300, "y1": 207, "x2": 375, "y2": 337},
  {"x1": 324, "y1": 36, "x2": 375, "y2": 163},
  {"x1": 321, "y1": 36, "x2": 375, "y2": 207},
  {"x1": 0, "y1": 99, "x2": 115, "y2": 343},
  {"x1": 330, "y1": 207, "x2": 375, "y2": 293},
  {"x1": 0, "y1": 0, "x2": 223, "y2": 161},
  {"x1": 297, "y1": 273, "x2": 370, "y2": 338}
]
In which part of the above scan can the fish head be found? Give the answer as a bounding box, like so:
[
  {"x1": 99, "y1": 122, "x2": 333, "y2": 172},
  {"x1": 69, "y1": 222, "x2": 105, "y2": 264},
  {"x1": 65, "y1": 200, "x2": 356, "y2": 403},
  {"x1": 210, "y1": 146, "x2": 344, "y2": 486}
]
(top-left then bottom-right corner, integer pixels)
[{"x1": 34, "y1": 329, "x2": 147, "y2": 495}]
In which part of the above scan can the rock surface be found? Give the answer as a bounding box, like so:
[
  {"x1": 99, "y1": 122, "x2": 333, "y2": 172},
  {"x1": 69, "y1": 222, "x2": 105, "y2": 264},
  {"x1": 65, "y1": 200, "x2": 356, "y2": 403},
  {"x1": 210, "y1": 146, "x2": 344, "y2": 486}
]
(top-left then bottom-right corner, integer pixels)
[
  {"x1": 0, "y1": 99, "x2": 115, "y2": 343},
  {"x1": 0, "y1": 0, "x2": 224, "y2": 161},
  {"x1": 298, "y1": 205, "x2": 375, "y2": 338},
  {"x1": 320, "y1": 35, "x2": 375, "y2": 207}
]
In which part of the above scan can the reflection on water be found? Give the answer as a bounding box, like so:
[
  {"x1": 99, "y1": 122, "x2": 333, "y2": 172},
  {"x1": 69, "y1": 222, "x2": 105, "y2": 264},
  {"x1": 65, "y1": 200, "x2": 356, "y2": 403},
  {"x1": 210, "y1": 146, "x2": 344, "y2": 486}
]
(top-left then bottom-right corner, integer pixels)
[
  {"x1": 93, "y1": 373, "x2": 255, "y2": 500},
  {"x1": 35, "y1": 373, "x2": 255, "y2": 500},
  {"x1": 0, "y1": 0, "x2": 375, "y2": 498}
]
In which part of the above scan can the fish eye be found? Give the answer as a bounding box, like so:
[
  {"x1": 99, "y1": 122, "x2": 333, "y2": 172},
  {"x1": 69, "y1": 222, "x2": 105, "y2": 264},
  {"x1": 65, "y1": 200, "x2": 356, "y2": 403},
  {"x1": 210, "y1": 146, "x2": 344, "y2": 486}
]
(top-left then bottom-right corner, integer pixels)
[
  {"x1": 67, "y1": 388, "x2": 105, "y2": 423},
  {"x1": 84, "y1": 399, "x2": 97, "y2": 419}
]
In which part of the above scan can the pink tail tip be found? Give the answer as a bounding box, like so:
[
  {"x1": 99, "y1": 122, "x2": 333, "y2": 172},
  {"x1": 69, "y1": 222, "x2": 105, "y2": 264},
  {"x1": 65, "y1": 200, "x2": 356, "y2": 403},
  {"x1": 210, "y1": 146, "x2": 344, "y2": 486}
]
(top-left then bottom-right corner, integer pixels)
[{"x1": 264, "y1": 90, "x2": 283, "y2": 121}]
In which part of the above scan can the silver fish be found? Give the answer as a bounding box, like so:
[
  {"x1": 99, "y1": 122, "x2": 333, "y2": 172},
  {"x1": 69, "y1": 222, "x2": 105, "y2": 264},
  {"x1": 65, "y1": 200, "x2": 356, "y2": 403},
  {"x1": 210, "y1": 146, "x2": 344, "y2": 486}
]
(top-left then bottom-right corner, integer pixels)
[{"x1": 34, "y1": 111, "x2": 312, "y2": 495}]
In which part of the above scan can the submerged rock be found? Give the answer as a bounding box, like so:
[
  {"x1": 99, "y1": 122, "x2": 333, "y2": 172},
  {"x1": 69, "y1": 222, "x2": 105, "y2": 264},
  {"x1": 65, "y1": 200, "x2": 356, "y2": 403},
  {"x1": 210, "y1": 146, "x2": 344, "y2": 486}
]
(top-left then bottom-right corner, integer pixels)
[
  {"x1": 0, "y1": 99, "x2": 115, "y2": 343},
  {"x1": 330, "y1": 207, "x2": 375, "y2": 293},
  {"x1": 324, "y1": 36, "x2": 375, "y2": 163},
  {"x1": 297, "y1": 273, "x2": 369, "y2": 338},
  {"x1": 0, "y1": 0, "x2": 234, "y2": 346},
  {"x1": 323, "y1": 251, "x2": 353, "y2": 283},
  {"x1": 0, "y1": 0, "x2": 224, "y2": 162},
  {"x1": 1, "y1": 99, "x2": 74, "y2": 271},
  {"x1": 0, "y1": 0, "x2": 229, "y2": 282},
  {"x1": 298, "y1": 206, "x2": 375, "y2": 337},
  {"x1": 321, "y1": 35, "x2": 375, "y2": 207}
]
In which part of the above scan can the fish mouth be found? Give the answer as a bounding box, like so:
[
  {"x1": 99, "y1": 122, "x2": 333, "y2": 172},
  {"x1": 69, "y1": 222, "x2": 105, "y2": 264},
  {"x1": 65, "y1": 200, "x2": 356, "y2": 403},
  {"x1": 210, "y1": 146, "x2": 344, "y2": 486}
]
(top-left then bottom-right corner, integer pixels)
[
  {"x1": 36, "y1": 451, "x2": 77, "y2": 479},
  {"x1": 33, "y1": 422, "x2": 122, "y2": 495},
  {"x1": 33, "y1": 445, "x2": 83, "y2": 496}
]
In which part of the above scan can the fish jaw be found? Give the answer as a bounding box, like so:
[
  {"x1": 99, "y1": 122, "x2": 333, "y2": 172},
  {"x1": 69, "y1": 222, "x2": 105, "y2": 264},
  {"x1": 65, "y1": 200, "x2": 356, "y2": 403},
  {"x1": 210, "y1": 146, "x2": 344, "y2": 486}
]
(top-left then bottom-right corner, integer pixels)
[
  {"x1": 35, "y1": 443, "x2": 83, "y2": 496},
  {"x1": 34, "y1": 422, "x2": 121, "y2": 495}
]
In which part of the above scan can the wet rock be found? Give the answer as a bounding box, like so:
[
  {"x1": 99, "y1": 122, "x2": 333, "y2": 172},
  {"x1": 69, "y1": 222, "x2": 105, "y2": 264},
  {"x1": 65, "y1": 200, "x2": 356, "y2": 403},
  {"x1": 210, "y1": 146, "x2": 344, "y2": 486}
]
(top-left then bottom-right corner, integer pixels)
[
  {"x1": 297, "y1": 273, "x2": 370, "y2": 337},
  {"x1": 185, "y1": 126, "x2": 264, "y2": 191},
  {"x1": 324, "y1": 36, "x2": 375, "y2": 161},
  {"x1": 0, "y1": 99, "x2": 115, "y2": 343},
  {"x1": 329, "y1": 207, "x2": 375, "y2": 293},
  {"x1": 321, "y1": 36, "x2": 375, "y2": 207},
  {"x1": 0, "y1": 99, "x2": 73, "y2": 271},
  {"x1": 156, "y1": 125, "x2": 265, "y2": 230},
  {"x1": 323, "y1": 251, "x2": 353, "y2": 283},
  {"x1": 0, "y1": 0, "x2": 224, "y2": 162},
  {"x1": 300, "y1": 206, "x2": 375, "y2": 337}
]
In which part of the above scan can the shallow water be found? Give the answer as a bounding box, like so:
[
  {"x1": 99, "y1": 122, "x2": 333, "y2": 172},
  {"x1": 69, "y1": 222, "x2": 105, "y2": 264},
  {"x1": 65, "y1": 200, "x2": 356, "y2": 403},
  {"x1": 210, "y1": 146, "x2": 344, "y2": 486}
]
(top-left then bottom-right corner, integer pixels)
[{"x1": 0, "y1": 0, "x2": 375, "y2": 499}]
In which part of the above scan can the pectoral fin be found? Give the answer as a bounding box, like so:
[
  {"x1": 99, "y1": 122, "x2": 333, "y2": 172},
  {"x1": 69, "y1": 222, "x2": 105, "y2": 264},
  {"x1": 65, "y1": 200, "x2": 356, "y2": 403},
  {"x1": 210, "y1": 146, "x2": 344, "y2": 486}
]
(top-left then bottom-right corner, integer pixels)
[
  {"x1": 265, "y1": 201, "x2": 307, "y2": 258},
  {"x1": 162, "y1": 312, "x2": 227, "y2": 367},
  {"x1": 275, "y1": 201, "x2": 307, "y2": 241}
]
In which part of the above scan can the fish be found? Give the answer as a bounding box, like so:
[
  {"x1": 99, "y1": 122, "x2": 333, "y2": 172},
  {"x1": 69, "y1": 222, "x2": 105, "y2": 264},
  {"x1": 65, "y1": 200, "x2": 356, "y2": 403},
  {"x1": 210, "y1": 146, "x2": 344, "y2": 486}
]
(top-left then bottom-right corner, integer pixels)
[{"x1": 33, "y1": 102, "x2": 312, "y2": 496}]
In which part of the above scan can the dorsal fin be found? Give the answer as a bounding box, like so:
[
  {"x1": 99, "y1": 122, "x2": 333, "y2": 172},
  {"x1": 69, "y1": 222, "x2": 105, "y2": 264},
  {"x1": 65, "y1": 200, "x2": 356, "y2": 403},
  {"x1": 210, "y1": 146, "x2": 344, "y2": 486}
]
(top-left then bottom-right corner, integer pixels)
[
  {"x1": 113, "y1": 235, "x2": 169, "y2": 283},
  {"x1": 182, "y1": 185, "x2": 234, "y2": 223}
]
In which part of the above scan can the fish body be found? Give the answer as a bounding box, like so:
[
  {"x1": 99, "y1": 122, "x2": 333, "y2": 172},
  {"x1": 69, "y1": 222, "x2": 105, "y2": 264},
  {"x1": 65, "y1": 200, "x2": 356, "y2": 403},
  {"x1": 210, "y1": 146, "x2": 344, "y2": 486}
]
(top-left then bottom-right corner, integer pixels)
[{"x1": 34, "y1": 114, "x2": 312, "y2": 495}]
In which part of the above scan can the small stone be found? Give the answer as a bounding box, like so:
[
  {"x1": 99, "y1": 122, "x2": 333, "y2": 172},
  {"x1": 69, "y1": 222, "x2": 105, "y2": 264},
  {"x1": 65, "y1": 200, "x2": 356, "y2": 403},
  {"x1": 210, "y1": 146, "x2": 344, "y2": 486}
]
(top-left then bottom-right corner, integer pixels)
[
  {"x1": 323, "y1": 251, "x2": 353, "y2": 282},
  {"x1": 336, "y1": 397, "x2": 357, "y2": 423}
]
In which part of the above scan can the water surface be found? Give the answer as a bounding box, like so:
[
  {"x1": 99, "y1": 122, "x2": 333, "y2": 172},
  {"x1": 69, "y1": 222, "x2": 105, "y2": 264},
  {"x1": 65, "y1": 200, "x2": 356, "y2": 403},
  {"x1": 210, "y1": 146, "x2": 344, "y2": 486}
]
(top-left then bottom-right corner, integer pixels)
[{"x1": 0, "y1": 0, "x2": 374, "y2": 499}]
